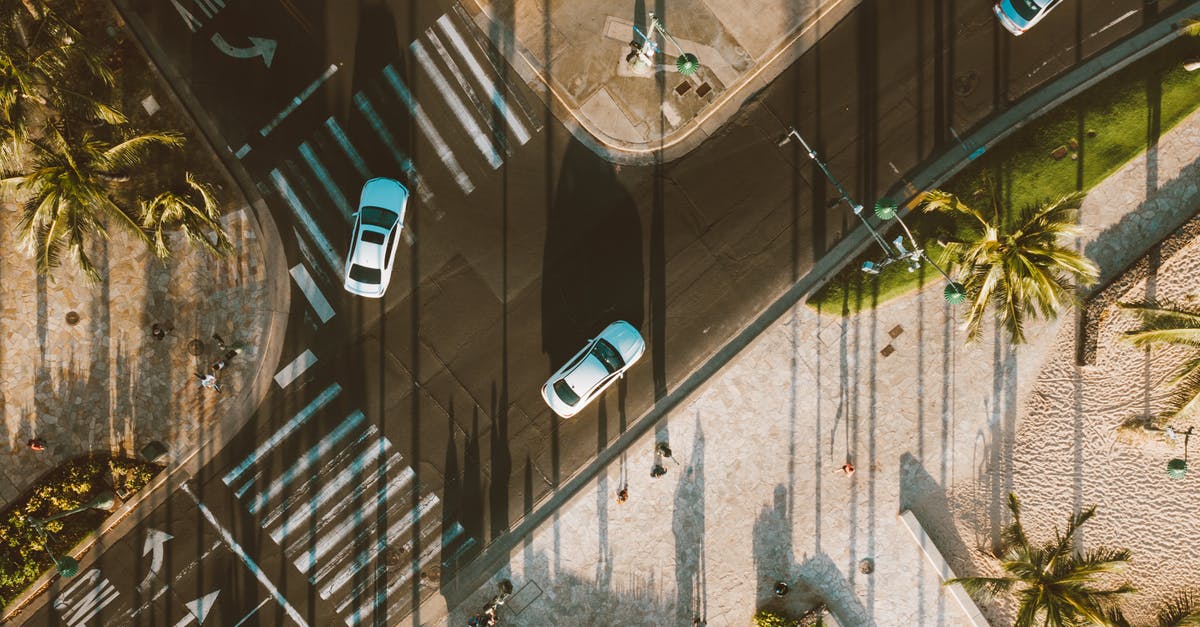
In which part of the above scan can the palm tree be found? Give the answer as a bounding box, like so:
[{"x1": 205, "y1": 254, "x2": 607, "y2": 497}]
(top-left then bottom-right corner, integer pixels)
[
  {"x1": 1154, "y1": 593, "x2": 1200, "y2": 627},
  {"x1": 0, "y1": 0, "x2": 123, "y2": 141},
  {"x1": 1119, "y1": 302, "x2": 1200, "y2": 420},
  {"x1": 922, "y1": 187, "x2": 1099, "y2": 344},
  {"x1": 947, "y1": 493, "x2": 1133, "y2": 626},
  {"x1": 1, "y1": 120, "x2": 184, "y2": 281},
  {"x1": 140, "y1": 173, "x2": 233, "y2": 259}
]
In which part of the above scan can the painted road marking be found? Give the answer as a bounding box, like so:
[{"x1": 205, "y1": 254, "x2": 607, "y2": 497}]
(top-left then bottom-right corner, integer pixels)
[
  {"x1": 291, "y1": 467, "x2": 418, "y2": 574},
  {"x1": 273, "y1": 348, "x2": 318, "y2": 389},
  {"x1": 348, "y1": 523, "x2": 461, "y2": 625},
  {"x1": 316, "y1": 492, "x2": 440, "y2": 599},
  {"x1": 260, "y1": 63, "x2": 340, "y2": 138},
  {"x1": 233, "y1": 598, "x2": 271, "y2": 627},
  {"x1": 298, "y1": 141, "x2": 351, "y2": 219},
  {"x1": 53, "y1": 569, "x2": 119, "y2": 627},
  {"x1": 247, "y1": 415, "x2": 372, "y2": 515},
  {"x1": 411, "y1": 39, "x2": 502, "y2": 169},
  {"x1": 350, "y1": 92, "x2": 434, "y2": 208},
  {"x1": 323, "y1": 117, "x2": 371, "y2": 179},
  {"x1": 270, "y1": 168, "x2": 343, "y2": 276},
  {"x1": 424, "y1": 27, "x2": 505, "y2": 154},
  {"x1": 382, "y1": 64, "x2": 474, "y2": 194},
  {"x1": 436, "y1": 15, "x2": 531, "y2": 146},
  {"x1": 224, "y1": 383, "x2": 340, "y2": 486},
  {"x1": 269, "y1": 444, "x2": 396, "y2": 543},
  {"x1": 191, "y1": 0, "x2": 225, "y2": 19},
  {"x1": 174, "y1": 589, "x2": 220, "y2": 626},
  {"x1": 289, "y1": 263, "x2": 336, "y2": 323},
  {"x1": 181, "y1": 483, "x2": 310, "y2": 627}
]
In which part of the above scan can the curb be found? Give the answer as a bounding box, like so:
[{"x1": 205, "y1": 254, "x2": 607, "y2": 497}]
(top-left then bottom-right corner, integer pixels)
[
  {"x1": 0, "y1": 3, "x2": 293, "y2": 621},
  {"x1": 414, "y1": 3, "x2": 1200, "y2": 623},
  {"x1": 458, "y1": 0, "x2": 862, "y2": 165}
]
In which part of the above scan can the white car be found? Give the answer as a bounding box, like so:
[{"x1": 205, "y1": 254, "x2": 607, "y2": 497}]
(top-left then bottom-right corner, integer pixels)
[
  {"x1": 343, "y1": 177, "x2": 408, "y2": 298},
  {"x1": 994, "y1": 0, "x2": 1064, "y2": 35},
  {"x1": 541, "y1": 321, "x2": 646, "y2": 418}
]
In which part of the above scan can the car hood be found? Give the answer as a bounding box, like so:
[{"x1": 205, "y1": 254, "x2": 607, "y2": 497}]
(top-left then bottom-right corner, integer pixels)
[{"x1": 601, "y1": 320, "x2": 646, "y2": 364}]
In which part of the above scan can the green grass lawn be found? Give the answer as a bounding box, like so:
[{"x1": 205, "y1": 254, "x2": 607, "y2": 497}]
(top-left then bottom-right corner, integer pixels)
[{"x1": 808, "y1": 36, "x2": 1200, "y2": 315}]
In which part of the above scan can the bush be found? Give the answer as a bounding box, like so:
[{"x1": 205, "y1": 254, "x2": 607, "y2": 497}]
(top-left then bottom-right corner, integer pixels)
[
  {"x1": 0, "y1": 455, "x2": 161, "y2": 608},
  {"x1": 754, "y1": 609, "x2": 799, "y2": 627}
]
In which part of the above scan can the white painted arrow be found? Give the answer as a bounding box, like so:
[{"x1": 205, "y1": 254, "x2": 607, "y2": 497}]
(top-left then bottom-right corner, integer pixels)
[
  {"x1": 137, "y1": 529, "x2": 173, "y2": 592},
  {"x1": 174, "y1": 589, "x2": 220, "y2": 626},
  {"x1": 210, "y1": 33, "x2": 277, "y2": 68}
]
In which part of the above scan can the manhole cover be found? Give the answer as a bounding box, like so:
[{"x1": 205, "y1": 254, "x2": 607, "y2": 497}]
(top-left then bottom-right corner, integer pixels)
[
  {"x1": 952, "y1": 71, "x2": 977, "y2": 97},
  {"x1": 187, "y1": 339, "x2": 205, "y2": 356},
  {"x1": 65, "y1": 311, "x2": 80, "y2": 325}
]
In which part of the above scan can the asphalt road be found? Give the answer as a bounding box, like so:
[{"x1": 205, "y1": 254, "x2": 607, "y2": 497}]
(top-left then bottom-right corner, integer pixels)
[{"x1": 20, "y1": 0, "x2": 1179, "y2": 624}]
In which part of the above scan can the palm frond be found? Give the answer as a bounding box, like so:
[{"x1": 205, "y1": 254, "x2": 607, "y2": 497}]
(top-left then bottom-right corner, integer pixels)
[{"x1": 1155, "y1": 593, "x2": 1200, "y2": 627}]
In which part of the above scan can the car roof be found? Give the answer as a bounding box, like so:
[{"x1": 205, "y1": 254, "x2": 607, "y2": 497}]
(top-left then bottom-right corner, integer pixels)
[{"x1": 562, "y1": 354, "x2": 608, "y2": 397}]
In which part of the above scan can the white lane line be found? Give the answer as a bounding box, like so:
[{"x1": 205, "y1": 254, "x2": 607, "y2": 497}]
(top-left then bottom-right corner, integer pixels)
[
  {"x1": 410, "y1": 40, "x2": 502, "y2": 169},
  {"x1": 289, "y1": 264, "x2": 335, "y2": 323},
  {"x1": 247, "y1": 411, "x2": 368, "y2": 514},
  {"x1": 181, "y1": 483, "x2": 310, "y2": 627},
  {"x1": 273, "y1": 348, "x2": 319, "y2": 389},
  {"x1": 323, "y1": 117, "x2": 372, "y2": 179},
  {"x1": 259, "y1": 424, "x2": 378, "y2": 527},
  {"x1": 425, "y1": 27, "x2": 505, "y2": 154},
  {"x1": 270, "y1": 168, "x2": 343, "y2": 276},
  {"x1": 224, "y1": 382, "x2": 341, "y2": 485},
  {"x1": 1092, "y1": 9, "x2": 1137, "y2": 38},
  {"x1": 270, "y1": 444, "x2": 396, "y2": 543},
  {"x1": 233, "y1": 598, "x2": 271, "y2": 627},
  {"x1": 298, "y1": 141, "x2": 351, "y2": 220},
  {"x1": 234, "y1": 143, "x2": 252, "y2": 159},
  {"x1": 381, "y1": 64, "x2": 475, "y2": 194},
  {"x1": 436, "y1": 15, "x2": 531, "y2": 146},
  {"x1": 291, "y1": 467, "x2": 417, "y2": 573},
  {"x1": 351, "y1": 92, "x2": 435, "y2": 206},
  {"x1": 260, "y1": 63, "x2": 340, "y2": 138},
  {"x1": 315, "y1": 492, "x2": 440, "y2": 598}
]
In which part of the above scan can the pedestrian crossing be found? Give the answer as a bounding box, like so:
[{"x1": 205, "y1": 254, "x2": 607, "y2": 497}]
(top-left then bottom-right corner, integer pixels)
[
  {"x1": 258, "y1": 9, "x2": 541, "y2": 283},
  {"x1": 222, "y1": 383, "x2": 476, "y2": 626}
]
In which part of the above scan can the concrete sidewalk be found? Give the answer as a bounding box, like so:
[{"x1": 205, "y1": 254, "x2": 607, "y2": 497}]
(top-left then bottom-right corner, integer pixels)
[
  {"x1": 456, "y1": 0, "x2": 860, "y2": 164},
  {"x1": 431, "y1": 63, "x2": 1200, "y2": 627}
]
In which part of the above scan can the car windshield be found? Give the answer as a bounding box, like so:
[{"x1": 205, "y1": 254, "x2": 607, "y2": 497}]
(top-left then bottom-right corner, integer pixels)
[
  {"x1": 349, "y1": 264, "x2": 381, "y2": 284},
  {"x1": 591, "y1": 339, "x2": 624, "y2": 374},
  {"x1": 361, "y1": 206, "x2": 399, "y2": 229},
  {"x1": 553, "y1": 379, "x2": 580, "y2": 406},
  {"x1": 1007, "y1": 0, "x2": 1041, "y2": 20}
]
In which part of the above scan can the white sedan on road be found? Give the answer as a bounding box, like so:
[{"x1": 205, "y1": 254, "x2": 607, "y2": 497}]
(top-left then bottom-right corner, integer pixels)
[
  {"x1": 343, "y1": 177, "x2": 408, "y2": 298},
  {"x1": 542, "y1": 321, "x2": 646, "y2": 418},
  {"x1": 994, "y1": 0, "x2": 1064, "y2": 35}
]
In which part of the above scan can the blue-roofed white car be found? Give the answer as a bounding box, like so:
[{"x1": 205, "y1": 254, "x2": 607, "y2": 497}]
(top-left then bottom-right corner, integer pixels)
[
  {"x1": 994, "y1": 0, "x2": 1064, "y2": 35},
  {"x1": 344, "y1": 177, "x2": 408, "y2": 298},
  {"x1": 542, "y1": 321, "x2": 646, "y2": 418}
]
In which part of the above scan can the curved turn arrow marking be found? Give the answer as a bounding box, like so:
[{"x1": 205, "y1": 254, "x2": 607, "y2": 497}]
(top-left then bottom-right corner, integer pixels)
[{"x1": 210, "y1": 33, "x2": 277, "y2": 68}]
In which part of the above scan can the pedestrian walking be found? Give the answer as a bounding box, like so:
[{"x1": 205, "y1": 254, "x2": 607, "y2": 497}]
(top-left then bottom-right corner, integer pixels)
[
  {"x1": 151, "y1": 323, "x2": 166, "y2": 341},
  {"x1": 196, "y1": 372, "x2": 220, "y2": 391},
  {"x1": 650, "y1": 464, "x2": 667, "y2": 478},
  {"x1": 838, "y1": 462, "x2": 855, "y2": 477},
  {"x1": 210, "y1": 359, "x2": 227, "y2": 374},
  {"x1": 27, "y1": 438, "x2": 46, "y2": 451},
  {"x1": 616, "y1": 486, "x2": 628, "y2": 504}
]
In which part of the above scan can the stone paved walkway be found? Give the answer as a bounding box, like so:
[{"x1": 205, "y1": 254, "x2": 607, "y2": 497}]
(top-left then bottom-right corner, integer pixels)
[{"x1": 435, "y1": 92, "x2": 1200, "y2": 627}]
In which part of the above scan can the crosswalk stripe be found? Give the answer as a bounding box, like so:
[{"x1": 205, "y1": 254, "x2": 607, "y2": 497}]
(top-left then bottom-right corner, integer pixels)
[
  {"x1": 298, "y1": 140, "x2": 352, "y2": 220},
  {"x1": 270, "y1": 168, "x2": 343, "y2": 276},
  {"x1": 274, "y1": 348, "x2": 319, "y2": 389},
  {"x1": 424, "y1": 27, "x2": 509, "y2": 155},
  {"x1": 339, "y1": 520, "x2": 453, "y2": 623},
  {"x1": 316, "y1": 492, "x2": 440, "y2": 598},
  {"x1": 382, "y1": 64, "x2": 475, "y2": 194},
  {"x1": 269, "y1": 443, "x2": 396, "y2": 543},
  {"x1": 291, "y1": 465, "x2": 416, "y2": 573},
  {"x1": 373, "y1": 525, "x2": 464, "y2": 624},
  {"x1": 410, "y1": 40, "x2": 502, "y2": 169},
  {"x1": 289, "y1": 263, "x2": 336, "y2": 323},
  {"x1": 351, "y1": 91, "x2": 436, "y2": 207},
  {"x1": 258, "y1": 423, "x2": 378, "y2": 523},
  {"x1": 323, "y1": 117, "x2": 372, "y2": 179},
  {"x1": 247, "y1": 412, "x2": 368, "y2": 515},
  {"x1": 260, "y1": 63, "x2": 340, "y2": 138},
  {"x1": 224, "y1": 383, "x2": 341, "y2": 486},
  {"x1": 436, "y1": 15, "x2": 531, "y2": 146}
]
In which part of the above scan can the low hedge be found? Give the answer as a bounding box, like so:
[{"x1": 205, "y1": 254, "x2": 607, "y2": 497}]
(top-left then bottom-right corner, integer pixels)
[{"x1": 0, "y1": 456, "x2": 161, "y2": 607}]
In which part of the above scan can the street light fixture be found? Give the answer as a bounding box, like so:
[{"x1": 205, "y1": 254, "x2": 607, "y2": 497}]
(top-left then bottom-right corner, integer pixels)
[
  {"x1": 628, "y1": 13, "x2": 701, "y2": 76},
  {"x1": 869, "y1": 197, "x2": 967, "y2": 304},
  {"x1": 28, "y1": 491, "x2": 116, "y2": 578}
]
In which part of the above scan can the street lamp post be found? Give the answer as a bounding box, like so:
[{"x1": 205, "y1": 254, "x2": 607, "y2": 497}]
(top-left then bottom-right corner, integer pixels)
[
  {"x1": 870, "y1": 198, "x2": 967, "y2": 304},
  {"x1": 28, "y1": 491, "x2": 116, "y2": 578},
  {"x1": 628, "y1": 13, "x2": 701, "y2": 76}
]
